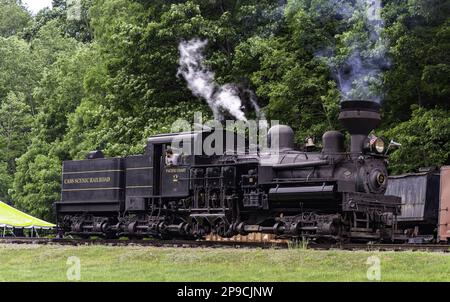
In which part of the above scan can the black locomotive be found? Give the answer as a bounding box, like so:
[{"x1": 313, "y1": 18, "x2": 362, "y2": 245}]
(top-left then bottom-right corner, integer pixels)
[{"x1": 55, "y1": 100, "x2": 402, "y2": 242}]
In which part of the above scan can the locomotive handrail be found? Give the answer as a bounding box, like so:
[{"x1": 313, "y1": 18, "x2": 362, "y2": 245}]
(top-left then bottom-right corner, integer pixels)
[
  {"x1": 272, "y1": 160, "x2": 329, "y2": 170},
  {"x1": 269, "y1": 178, "x2": 335, "y2": 183},
  {"x1": 191, "y1": 162, "x2": 258, "y2": 168}
]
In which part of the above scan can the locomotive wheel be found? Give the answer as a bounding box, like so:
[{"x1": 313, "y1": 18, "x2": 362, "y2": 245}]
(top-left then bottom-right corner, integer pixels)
[
  {"x1": 190, "y1": 220, "x2": 210, "y2": 239},
  {"x1": 214, "y1": 218, "x2": 233, "y2": 238}
]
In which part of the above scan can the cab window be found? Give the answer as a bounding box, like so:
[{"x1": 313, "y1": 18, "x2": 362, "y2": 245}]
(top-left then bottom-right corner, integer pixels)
[{"x1": 164, "y1": 146, "x2": 182, "y2": 166}]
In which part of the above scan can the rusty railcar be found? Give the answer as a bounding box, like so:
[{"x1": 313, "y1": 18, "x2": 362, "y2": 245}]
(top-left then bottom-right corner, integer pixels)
[
  {"x1": 386, "y1": 167, "x2": 450, "y2": 243},
  {"x1": 438, "y1": 166, "x2": 450, "y2": 242}
]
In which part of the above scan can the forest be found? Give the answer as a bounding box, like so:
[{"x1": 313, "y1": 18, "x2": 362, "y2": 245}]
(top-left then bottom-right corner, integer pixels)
[{"x1": 0, "y1": 0, "x2": 448, "y2": 221}]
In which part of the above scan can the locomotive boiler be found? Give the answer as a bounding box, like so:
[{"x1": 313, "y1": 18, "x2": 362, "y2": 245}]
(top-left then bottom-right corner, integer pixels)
[{"x1": 55, "y1": 100, "x2": 402, "y2": 242}]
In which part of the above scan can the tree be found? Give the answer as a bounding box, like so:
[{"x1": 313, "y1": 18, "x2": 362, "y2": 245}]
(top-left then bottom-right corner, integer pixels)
[
  {"x1": 232, "y1": 1, "x2": 342, "y2": 143},
  {"x1": 382, "y1": 0, "x2": 450, "y2": 125},
  {"x1": 33, "y1": 45, "x2": 95, "y2": 143},
  {"x1": 0, "y1": 162, "x2": 12, "y2": 202},
  {"x1": 83, "y1": 0, "x2": 288, "y2": 155},
  {"x1": 383, "y1": 106, "x2": 450, "y2": 174},
  {"x1": 24, "y1": 0, "x2": 93, "y2": 42},
  {"x1": 0, "y1": 0, "x2": 31, "y2": 37},
  {"x1": 0, "y1": 92, "x2": 32, "y2": 173},
  {"x1": 30, "y1": 19, "x2": 79, "y2": 67},
  {"x1": 0, "y1": 36, "x2": 40, "y2": 109},
  {"x1": 11, "y1": 139, "x2": 61, "y2": 221}
]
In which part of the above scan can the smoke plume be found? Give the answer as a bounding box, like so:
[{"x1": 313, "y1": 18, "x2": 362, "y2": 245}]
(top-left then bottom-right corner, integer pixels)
[
  {"x1": 178, "y1": 39, "x2": 248, "y2": 121},
  {"x1": 318, "y1": 0, "x2": 390, "y2": 102}
]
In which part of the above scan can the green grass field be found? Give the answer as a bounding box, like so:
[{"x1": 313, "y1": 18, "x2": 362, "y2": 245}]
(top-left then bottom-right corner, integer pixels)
[{"x1": 0, "y1": 244, "x2": 449, "y2": 281}]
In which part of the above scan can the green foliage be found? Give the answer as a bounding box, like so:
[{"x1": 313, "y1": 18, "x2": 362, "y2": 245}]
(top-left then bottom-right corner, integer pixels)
[
  {"x1": 0, "y1": 161, "x2": 12, "y2": 202},
  {"x1": 24, "y1": 0, "x2": 93, "y2": 42},
  {"x1": 33, "y1": 44, "x2": 95, "y2": 143},
  {"x1": 382, "y1": 0, "x2": 450, "y2": 124},
  {"x1": 0, "y1": 92, "x2": 32, "y2": 173},
  {"x1": 0, "y1": 36, "x2": 40, "y2": 102},
  {"x1": 11, "y1": 139, "x2": 60, "y2": 221},
  {"x1": 234, "y1": 4, "x2": 342, "y2": 142},
  {"x1": 383, "y1": 106, "x2": 450, "y2": 174},
  {"x1": 0, "y1": 0, "x2": 31, "y2": 37},
  {"x1": 30, "y1": 19, "x2": 80, "y2": 67}
]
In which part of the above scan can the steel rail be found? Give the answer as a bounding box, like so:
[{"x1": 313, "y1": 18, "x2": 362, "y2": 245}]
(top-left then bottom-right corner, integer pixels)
[
  {"x1": 0, "y1": 237, "x2": 287, "y2": 249},
  {"x1": 0, "y1": 237, "x2": 449, "y2": 252}
]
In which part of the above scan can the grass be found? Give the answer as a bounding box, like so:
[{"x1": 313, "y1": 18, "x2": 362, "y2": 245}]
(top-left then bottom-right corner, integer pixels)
[{"x1": 0, "y1": 244, "x2": 449, "y2": 281}]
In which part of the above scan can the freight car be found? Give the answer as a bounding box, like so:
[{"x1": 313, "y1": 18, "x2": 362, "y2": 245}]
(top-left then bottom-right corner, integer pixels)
[
  {"x1": 55, "y1": 100, "x2": 403, "y2": 242},
  {"x1": 386, "y1": 166, "x2": 450, "y2": 243}
]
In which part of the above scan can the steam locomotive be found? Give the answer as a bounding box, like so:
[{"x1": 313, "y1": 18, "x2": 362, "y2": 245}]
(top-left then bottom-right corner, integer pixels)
[{"x1": 55, "y1": 100, "x2": 402, "y2": 242}]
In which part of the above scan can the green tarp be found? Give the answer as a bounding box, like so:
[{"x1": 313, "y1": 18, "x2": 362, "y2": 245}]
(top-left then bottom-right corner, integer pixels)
[{"x1": 0, "y1": 201, "x2": 55, "y2": 229}]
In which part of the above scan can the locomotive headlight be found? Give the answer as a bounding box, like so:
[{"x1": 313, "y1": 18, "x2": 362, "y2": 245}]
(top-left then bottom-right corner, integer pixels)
[
  {"x1": 374, "y1": 138, "x2": 385, "y2": 153},
  {"x1": 366, "y1": 136, "x2": 386, "y2": 154}
]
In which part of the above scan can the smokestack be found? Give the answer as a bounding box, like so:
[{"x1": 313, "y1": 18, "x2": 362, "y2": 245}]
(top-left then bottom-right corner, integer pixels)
[{"x1": 338, "y1": 100, "x2": 381, "y2": 154}]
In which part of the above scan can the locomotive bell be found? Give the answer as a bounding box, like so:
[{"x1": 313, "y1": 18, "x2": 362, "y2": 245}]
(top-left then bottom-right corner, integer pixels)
[
  {"x1": 305, "y1": 137, "x2": 315, "y2": 147},
  {"x1": 338, "y1": 100, "x2": 381, "y2": 154},
  {"x1": 268, "y1": 125, "x2": 294, "y2": 152}
]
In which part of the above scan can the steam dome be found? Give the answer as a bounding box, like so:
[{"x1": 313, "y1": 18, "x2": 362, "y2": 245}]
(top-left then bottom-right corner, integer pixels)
[{"x1": 268, "y1": 125, "x2": 294, "y2": 152}]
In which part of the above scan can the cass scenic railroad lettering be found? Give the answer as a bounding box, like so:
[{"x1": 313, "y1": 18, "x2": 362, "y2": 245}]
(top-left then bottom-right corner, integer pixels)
[{"x1": 63, "y1": 177, "x2": 111, "y2": 185}]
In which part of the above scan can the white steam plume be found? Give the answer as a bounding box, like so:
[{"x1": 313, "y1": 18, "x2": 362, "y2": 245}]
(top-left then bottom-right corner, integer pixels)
[
  {"x1": 246, "y1": 88, "x2": 267, "y2": 127},
  {"x1": 178, "y1": 39, "x2": 247, "y2": 121}
]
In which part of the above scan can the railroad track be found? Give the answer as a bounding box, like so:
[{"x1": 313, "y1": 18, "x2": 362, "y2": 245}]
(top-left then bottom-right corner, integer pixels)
[
  {"x1": 0, "y1": 237, "x2": 449, "y2": 252},
  {"x1": 317, "y1": 243, "x2": 450, "y2": 253},
  {"x1": 0, "y1": 237, "x2": 288, "y2": 249}
]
